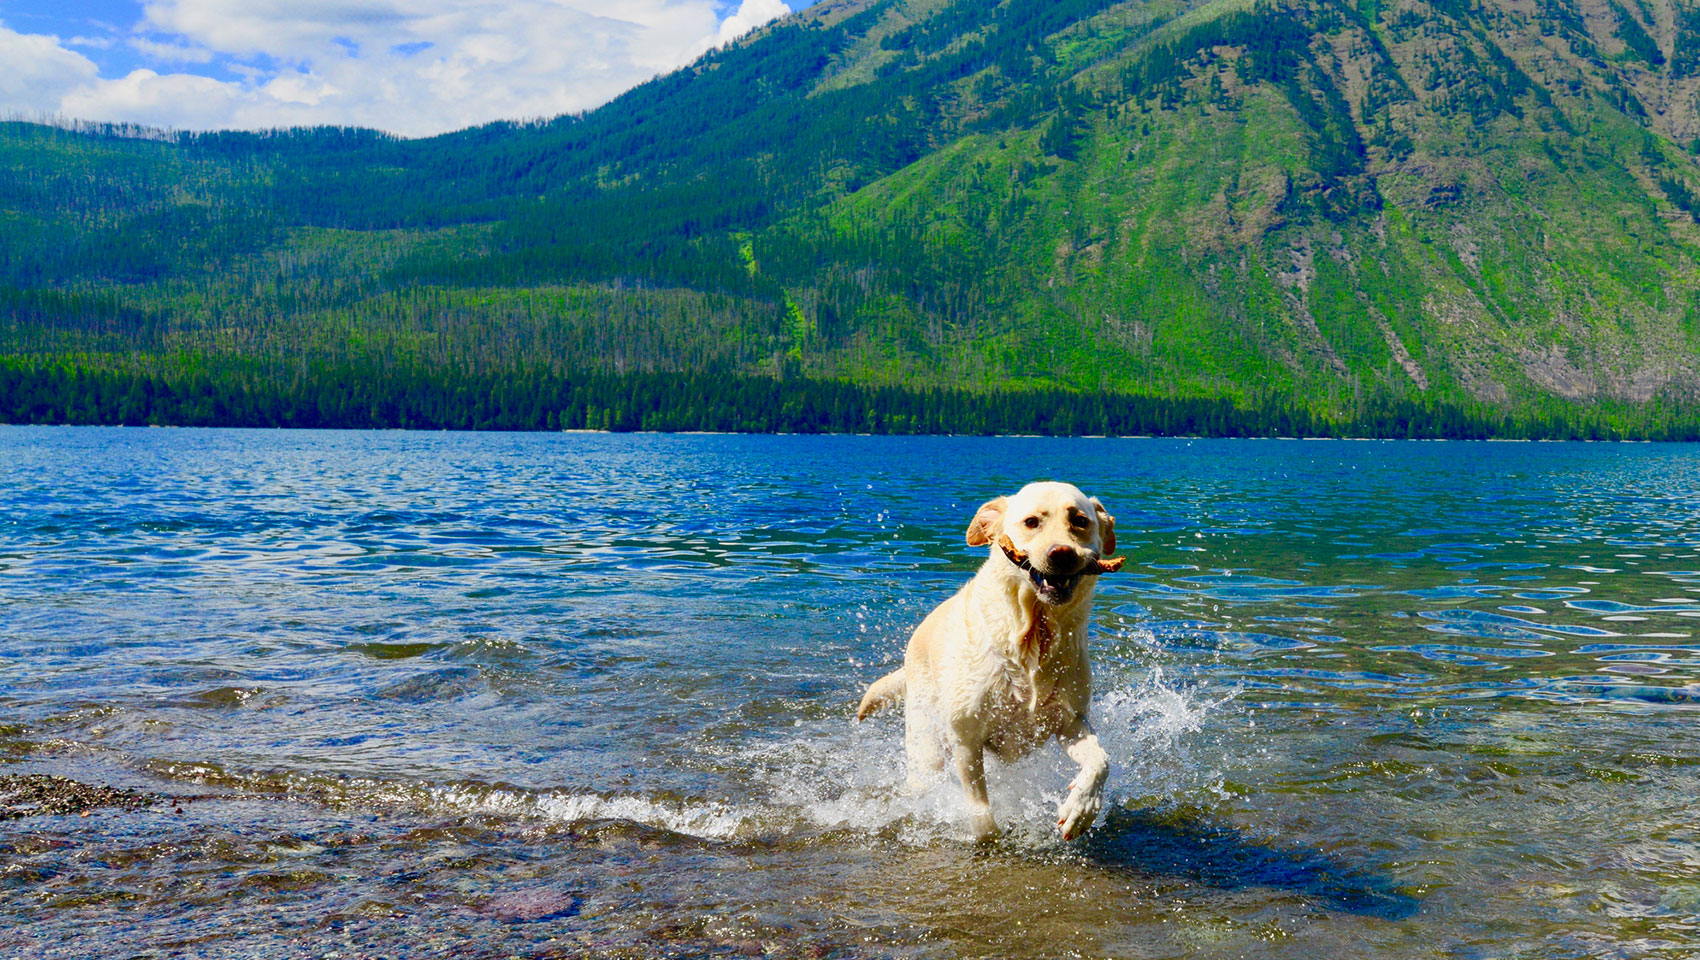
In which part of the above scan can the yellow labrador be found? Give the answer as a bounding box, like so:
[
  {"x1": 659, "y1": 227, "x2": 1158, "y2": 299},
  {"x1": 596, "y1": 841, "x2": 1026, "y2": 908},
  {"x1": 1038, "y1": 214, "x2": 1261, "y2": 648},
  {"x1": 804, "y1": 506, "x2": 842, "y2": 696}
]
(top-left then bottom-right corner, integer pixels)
[{"x1": 857, "y1": 481, "x2": 1119, "y2": 841}]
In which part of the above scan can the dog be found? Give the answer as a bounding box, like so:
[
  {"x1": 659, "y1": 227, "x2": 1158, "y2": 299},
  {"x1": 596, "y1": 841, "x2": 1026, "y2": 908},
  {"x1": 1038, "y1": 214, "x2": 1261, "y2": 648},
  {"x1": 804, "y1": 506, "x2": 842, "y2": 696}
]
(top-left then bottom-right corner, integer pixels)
[{"x1": 856, "y1": 481, "x2": 1119, "y2": 841}]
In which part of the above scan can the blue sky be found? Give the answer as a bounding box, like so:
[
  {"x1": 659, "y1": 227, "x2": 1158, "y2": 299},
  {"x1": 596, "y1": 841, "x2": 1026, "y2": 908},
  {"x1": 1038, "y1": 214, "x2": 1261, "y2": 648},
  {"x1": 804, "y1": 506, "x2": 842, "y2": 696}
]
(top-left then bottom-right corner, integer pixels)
[{"x1": 0, "y1": 0, "x2": 821, "y2": 136}]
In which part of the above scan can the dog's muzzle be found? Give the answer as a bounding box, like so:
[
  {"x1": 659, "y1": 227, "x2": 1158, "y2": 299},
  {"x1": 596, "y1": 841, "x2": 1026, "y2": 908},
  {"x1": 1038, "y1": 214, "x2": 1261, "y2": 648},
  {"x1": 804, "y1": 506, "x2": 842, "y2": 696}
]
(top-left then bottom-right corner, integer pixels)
[{"x1": 997, "y1": 534, "x2": 1126, "y2": 604}]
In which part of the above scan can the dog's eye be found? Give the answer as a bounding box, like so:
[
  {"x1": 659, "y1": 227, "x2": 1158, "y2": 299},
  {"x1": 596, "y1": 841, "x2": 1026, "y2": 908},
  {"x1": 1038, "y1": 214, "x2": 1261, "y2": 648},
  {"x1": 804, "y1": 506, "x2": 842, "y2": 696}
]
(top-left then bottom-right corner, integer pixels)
[
  {"x1": 1023, "y1": 516, "x2": 1040, "y2": 529},
  {"x1": 1069, "y1": 514, "x2": 1089, "y2": 529}
]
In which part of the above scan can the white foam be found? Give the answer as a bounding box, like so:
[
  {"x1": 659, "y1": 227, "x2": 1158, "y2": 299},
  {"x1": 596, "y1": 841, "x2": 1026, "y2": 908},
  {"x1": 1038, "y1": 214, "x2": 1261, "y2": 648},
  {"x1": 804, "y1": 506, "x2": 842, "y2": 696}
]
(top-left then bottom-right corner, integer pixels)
[
  {"x1": 403, "y1": 782, "x2": 752, "y2": 840},
  {"x1": 727, "y1": 661, "x2": 1232, "y2": 848},
  {"x1": 163, "y1": 654, "x2": 1227, "y2": 848},
  {"x1": 533, "y1": 792, "x2": 749, "y2": 839}
]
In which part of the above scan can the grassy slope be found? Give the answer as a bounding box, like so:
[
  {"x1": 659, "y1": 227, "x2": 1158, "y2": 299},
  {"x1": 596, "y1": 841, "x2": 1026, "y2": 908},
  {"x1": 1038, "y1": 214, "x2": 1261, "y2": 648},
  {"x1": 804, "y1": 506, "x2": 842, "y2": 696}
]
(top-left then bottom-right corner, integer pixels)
[{"x1": 776, "y1": 0, "x2": 1700, "y2": 409}]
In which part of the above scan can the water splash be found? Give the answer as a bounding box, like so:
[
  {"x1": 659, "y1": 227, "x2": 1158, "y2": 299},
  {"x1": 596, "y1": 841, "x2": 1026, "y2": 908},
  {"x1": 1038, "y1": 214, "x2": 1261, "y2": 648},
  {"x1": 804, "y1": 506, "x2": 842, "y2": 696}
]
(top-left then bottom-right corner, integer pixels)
[{"x1": 723, "y1": 665, "x2": 1232, "y2": 848}]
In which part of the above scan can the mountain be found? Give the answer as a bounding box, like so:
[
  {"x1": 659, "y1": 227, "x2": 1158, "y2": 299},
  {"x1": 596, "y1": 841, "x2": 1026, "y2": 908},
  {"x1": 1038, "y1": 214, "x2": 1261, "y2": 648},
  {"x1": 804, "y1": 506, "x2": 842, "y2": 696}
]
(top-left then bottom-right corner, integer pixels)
[{"x1": 3, "y1": 0, "x2": 1700, "y2": 436}]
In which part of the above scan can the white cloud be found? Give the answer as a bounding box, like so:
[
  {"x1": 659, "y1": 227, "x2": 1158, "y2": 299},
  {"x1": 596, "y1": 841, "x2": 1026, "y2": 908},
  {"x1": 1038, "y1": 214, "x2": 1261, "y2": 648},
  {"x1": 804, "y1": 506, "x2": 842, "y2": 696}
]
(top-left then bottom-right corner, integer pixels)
[
  {"x1": 703, "y1": 0, "x2": 792, "y2": 52},
  {"x1": 4, "y1": 1, "x2": 793, "y2": 136},
  {"x1": 128, "y1": 36, "x2": 215, "y2": 63},
  {"x1": 60, "y1": 69, "x2": 243, "y2": 129},
  {"x1": 0, "y1": 24, "x2": 99, "y2": 115},
  {"x1": 139, "y1": 0, "x2": 423, "y2": 59}
]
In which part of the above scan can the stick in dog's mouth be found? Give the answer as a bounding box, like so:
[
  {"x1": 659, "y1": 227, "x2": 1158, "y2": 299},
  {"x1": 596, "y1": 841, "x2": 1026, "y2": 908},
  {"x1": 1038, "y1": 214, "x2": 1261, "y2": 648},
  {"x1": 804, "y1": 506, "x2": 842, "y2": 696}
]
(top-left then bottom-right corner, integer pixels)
[{"x1": 996, "y1": 534, "x2": 1126, "y2": 578}]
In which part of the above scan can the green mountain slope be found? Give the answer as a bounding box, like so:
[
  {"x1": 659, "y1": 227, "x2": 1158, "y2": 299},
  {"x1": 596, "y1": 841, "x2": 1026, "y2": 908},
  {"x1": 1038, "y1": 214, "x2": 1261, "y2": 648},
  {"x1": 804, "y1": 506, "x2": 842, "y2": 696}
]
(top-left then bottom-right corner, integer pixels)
[{"x1": 4, "y1": 0, "x2": 1700, "y2": 433}]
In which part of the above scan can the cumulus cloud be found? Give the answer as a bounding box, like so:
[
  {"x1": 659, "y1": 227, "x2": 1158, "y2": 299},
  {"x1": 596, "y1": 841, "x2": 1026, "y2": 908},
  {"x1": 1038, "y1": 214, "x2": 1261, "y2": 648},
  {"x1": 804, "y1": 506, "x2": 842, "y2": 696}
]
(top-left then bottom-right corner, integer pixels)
[
  {"x1": 701, "y1": 0, "x2": 793, "y2": 53},
  {"x1": 61, "y1": 69, "x2": 244, "y2": 129},
  {"x1": 4, "y1": 0, "x2": 793, "y2": 137},
  {"x1": 0, "y1": 25, "x2": 99, "y2": 114}
]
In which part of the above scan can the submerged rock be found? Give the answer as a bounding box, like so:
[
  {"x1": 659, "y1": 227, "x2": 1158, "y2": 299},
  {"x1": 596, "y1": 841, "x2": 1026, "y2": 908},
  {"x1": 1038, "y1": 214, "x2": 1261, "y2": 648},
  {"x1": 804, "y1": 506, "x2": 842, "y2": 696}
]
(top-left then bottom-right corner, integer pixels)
[
  {"x1": 477, "y1": 886, "x2": 583, "y2": 923},
  {"x1": 0, "y1": 775, "x2": 154, "y2": 820}
]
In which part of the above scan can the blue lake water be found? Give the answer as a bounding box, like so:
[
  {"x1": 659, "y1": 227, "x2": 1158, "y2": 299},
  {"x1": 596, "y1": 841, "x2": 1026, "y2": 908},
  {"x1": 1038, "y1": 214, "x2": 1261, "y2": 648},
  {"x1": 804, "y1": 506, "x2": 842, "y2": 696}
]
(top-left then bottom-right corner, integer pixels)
[{"x1": 2, "y1": 427, "x2": 1699, "y2": 957}]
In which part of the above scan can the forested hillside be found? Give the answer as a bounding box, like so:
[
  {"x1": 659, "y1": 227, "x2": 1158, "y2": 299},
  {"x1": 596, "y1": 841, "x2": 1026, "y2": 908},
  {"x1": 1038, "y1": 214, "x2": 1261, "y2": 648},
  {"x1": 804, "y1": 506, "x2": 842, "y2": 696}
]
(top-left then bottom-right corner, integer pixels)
[{"x1": 5, "y1": 0, "x2": 1700, "y2": 437}]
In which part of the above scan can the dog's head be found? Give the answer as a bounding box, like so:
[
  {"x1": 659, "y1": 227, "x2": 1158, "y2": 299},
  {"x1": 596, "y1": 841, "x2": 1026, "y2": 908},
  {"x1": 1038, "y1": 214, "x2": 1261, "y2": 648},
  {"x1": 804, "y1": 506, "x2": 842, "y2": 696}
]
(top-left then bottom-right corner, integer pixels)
[{"x1": 965, "y1": 482, "x2": 1116, "y2": 605}]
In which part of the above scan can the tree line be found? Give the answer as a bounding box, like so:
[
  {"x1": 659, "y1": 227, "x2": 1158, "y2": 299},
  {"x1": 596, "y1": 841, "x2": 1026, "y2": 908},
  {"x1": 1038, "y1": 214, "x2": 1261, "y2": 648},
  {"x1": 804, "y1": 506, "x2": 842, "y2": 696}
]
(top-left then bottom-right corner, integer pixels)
[{"x1": 2, "y1": 360, "x2": 1693, "y2": 440}]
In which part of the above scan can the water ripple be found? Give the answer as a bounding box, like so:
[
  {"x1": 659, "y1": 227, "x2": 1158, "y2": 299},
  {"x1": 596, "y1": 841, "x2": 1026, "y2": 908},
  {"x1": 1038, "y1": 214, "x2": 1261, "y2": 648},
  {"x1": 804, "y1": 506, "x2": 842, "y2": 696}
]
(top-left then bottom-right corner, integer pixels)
[{"x1": 5, "y1": 430, "x2": 1700, "y2": 958}]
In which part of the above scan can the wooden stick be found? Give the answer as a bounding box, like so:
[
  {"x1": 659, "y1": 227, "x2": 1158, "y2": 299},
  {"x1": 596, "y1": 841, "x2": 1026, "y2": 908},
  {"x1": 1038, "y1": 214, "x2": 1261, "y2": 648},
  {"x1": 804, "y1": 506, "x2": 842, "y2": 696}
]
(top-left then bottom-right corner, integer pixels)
[
  {"x1": 996, "y1": 533, "x2": 1030, "y2": 565},
  {"x1": 998, "y1": 533, "x2": 1124, "y2": 575}
]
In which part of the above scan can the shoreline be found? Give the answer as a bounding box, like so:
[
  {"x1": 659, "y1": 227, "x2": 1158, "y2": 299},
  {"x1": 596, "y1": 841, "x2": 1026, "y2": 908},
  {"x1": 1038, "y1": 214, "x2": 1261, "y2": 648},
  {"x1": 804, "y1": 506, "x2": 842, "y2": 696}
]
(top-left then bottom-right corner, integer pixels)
[{"x1": 0, "y1": 422, "x2": 1683, "y2": 443}]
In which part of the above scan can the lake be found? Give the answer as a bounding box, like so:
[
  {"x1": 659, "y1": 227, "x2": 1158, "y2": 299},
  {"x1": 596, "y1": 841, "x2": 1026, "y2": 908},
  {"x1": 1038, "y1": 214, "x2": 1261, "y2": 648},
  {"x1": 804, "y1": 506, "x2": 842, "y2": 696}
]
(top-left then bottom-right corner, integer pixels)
[{"x1": 2, "y1": 427, "x2": 1698, "y2": 958}]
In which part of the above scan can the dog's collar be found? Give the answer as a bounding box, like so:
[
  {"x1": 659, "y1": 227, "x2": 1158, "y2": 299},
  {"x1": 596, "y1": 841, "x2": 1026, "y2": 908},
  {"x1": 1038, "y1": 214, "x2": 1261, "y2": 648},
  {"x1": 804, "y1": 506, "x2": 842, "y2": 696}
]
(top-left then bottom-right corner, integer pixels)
[{"x1": 996, "y1": 534, "x2": 1126, "y2": 575}]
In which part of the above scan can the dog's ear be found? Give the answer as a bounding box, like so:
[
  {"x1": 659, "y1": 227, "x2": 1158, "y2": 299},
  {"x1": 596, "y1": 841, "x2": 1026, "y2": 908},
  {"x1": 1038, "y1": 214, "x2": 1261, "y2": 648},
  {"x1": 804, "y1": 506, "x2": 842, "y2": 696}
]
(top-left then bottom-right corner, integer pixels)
[
  {"x1": 1091, "y1": 497, "x2": 1116, "y2": 554},
  {"x1": 965, "y1": 497, "x2": 1007, "y2": 546}
]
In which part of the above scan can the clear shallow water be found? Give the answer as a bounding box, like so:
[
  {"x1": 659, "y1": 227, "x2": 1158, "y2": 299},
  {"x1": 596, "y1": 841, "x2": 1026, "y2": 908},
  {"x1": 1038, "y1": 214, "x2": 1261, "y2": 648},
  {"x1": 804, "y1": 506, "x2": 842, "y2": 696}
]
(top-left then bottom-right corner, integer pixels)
[{"x1": 2, "y1": 428, "x2": 1699, "y2": 958}]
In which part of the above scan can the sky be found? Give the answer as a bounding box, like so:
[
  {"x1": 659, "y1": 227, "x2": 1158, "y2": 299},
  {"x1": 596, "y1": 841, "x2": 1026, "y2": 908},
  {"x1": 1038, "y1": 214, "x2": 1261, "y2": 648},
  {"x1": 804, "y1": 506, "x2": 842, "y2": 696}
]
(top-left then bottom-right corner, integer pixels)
[{"x1": 0, "y1": 0, "x2": 821, "y2": 137}]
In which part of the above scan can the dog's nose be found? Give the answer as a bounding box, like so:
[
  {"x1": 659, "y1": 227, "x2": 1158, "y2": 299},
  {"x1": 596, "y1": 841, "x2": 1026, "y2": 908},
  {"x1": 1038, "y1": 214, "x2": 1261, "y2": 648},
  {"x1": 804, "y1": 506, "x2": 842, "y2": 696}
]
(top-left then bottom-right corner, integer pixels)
[{"x1": 1047, "y1": 545, "x2": 1080, "y2": 569}]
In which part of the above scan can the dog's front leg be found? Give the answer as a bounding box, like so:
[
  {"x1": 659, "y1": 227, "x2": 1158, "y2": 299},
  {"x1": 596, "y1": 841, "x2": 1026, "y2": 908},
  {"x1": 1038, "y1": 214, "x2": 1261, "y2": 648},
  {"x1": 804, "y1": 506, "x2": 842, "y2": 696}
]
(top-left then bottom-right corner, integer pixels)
[
  {"x1": 951, "y1": 733, "x2": 998, "y2": 841},
  {"x1": 1056, "y1": 717, "x2": 1108, "y2": 841}
]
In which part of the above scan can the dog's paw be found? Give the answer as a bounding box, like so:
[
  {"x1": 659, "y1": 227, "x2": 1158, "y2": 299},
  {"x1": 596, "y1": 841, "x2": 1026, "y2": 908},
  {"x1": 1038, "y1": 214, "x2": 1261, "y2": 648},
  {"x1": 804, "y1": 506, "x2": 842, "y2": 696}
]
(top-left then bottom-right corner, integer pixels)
[{"x1": 1056, "y1": 783, "x2": 1102, "y2": 841}]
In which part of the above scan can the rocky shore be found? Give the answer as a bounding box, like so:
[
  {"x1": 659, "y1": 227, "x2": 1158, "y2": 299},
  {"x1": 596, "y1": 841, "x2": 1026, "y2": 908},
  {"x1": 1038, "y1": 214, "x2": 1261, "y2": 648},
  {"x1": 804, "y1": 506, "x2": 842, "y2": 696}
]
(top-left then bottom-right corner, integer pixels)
[{"x1": 0, "y1": 774, "x2": 155, "y2": 820}]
